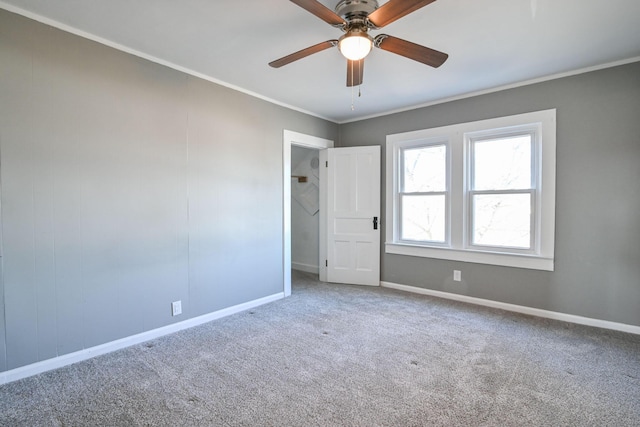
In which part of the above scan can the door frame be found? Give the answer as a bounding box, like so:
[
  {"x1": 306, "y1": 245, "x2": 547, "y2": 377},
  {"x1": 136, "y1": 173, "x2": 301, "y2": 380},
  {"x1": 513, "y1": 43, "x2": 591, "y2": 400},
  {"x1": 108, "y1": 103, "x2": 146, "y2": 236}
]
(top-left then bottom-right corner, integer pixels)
[{"x1": 283, "y1": 130, "x2": 333, "y2": 296}]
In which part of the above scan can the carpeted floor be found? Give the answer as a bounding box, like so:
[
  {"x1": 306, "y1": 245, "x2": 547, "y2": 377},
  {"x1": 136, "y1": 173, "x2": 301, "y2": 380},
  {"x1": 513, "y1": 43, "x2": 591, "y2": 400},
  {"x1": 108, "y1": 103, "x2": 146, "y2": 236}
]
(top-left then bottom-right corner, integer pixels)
[{"x1": 1, "y1": 270, "x2": 639, "y2": 426}]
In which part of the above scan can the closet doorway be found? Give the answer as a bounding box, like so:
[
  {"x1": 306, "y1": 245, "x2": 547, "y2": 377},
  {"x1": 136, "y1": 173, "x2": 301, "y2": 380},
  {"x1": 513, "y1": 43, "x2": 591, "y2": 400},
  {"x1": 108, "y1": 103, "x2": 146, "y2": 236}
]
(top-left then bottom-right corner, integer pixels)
[{"x1": 282, "y1": 130, "x2": 333, "y2": 296}]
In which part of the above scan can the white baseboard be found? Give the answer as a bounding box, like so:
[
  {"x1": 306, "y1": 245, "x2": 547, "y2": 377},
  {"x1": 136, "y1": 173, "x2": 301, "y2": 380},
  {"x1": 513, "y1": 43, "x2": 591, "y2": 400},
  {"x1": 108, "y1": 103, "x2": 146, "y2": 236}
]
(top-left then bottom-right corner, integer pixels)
[
  {"x1": 292, "y1": 262, "x2": 319, "y2": 274},
  {"x1": 0, "y1": 292, "x2": 284, "y2": 386},
  {"x1": 381, "y1": 281, "x2": 640, "y2": 336}
]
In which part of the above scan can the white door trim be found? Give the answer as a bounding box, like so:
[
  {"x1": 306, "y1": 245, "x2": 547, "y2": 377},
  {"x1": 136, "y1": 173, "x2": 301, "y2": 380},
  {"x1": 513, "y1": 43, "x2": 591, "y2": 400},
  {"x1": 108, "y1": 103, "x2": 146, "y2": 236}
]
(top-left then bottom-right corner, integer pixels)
[{"x1": 283, "y1": 130, "x2": 333, "y2": 296}]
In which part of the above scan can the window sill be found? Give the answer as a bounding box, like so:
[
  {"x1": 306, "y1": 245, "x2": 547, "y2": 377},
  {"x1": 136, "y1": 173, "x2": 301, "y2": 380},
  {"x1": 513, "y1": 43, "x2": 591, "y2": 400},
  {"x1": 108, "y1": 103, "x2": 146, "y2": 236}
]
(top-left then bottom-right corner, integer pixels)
[{"x1": 385, "y1": 242, "x2": 554, "y2": 271}]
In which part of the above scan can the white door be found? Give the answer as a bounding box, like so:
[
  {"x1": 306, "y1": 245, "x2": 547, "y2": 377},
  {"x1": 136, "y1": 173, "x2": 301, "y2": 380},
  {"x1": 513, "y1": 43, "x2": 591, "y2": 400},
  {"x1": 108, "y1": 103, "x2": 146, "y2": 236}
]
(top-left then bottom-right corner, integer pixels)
[{"x1": 323, "y1": 146, "x2": 380, "y2": 286}]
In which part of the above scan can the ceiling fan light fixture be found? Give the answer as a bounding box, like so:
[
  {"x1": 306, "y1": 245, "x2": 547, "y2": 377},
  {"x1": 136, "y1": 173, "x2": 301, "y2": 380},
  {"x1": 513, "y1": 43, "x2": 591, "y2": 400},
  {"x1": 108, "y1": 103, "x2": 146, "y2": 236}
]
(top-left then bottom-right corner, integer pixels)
[
  {"x1": 269, "y1": 0, "x2": 449, "y2": 86},
  {"x1": 338, "y1": 31, "x2": 373, "y2": 61}
]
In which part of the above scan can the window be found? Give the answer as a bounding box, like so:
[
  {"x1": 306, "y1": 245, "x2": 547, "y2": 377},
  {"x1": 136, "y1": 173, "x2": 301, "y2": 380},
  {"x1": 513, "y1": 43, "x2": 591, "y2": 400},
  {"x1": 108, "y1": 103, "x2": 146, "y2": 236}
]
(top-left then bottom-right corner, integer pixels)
[
  {"x1": 468, "y1": 130, "x2": 535, "y2": 252},
  {"x1": 399, "y1": 142, "x2": 448, "y2": 244},
  {"x1": 386, "y1": 110, "x2": 556, "y2": 271}
]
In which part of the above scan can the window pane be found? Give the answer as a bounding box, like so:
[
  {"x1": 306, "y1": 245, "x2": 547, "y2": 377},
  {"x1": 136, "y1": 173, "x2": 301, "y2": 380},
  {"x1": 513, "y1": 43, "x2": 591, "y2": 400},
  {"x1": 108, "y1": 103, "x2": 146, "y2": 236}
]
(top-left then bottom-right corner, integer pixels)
[
  {"x1": 401, "y1": 195, "x2": 446, "y2": 242},
  {"x1": 402, "y1": 145, "x2": 446, "y2": 192},
  {"x1": 472, "y1": 194, "x2": 531, "y2": 249},
  {"x1": 473, "y1": 135, "x2": 531, "y2": 190}
]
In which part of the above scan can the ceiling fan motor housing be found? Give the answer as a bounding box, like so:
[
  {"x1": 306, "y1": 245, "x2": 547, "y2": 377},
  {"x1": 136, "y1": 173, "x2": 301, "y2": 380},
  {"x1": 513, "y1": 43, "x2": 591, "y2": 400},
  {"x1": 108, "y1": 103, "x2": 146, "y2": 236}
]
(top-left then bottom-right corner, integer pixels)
[{"x1": 335, "y1": 0, "x2": 379, "y2": 24}]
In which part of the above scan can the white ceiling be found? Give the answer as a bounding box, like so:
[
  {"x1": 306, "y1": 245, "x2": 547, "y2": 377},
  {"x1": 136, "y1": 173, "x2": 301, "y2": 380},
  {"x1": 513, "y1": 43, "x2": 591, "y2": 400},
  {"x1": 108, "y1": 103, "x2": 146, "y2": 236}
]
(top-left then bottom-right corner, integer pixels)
[{"x1": 2, "y1": 0, "x2": 640, "y2": 123}]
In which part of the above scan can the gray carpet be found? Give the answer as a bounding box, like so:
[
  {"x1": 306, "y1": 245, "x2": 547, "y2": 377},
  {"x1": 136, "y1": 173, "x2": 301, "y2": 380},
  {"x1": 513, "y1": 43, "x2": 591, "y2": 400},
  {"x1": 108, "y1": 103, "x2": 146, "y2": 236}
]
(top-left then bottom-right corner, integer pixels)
[{"x1": 1, "y1": 270, "x2": 639, "y2": 426}]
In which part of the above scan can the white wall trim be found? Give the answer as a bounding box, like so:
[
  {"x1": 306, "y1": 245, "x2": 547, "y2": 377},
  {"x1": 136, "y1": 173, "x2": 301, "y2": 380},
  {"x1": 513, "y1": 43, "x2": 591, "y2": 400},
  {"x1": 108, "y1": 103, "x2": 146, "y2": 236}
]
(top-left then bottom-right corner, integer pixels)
[
  {"x1": 339, "y1": 56, "x2": 640, "y2": 124},
  {"x1": 4, "y1": 2, "x2": 638, "y2": 127},
  {"x1": 292, "y1": 262, "x2": 319, "y2": 275},
  {"x1": 0, "y1": 2, "x2": 336, "y2": 124},
  {"x1": 381, "y1": 281, "x2": 640, "y2": 336},
  {"x1": 3, "y1": 2, "x2": 638, "y2": 126},
  {"x1": 0, "y1": 292, "x2": 284, "y2": 386}
]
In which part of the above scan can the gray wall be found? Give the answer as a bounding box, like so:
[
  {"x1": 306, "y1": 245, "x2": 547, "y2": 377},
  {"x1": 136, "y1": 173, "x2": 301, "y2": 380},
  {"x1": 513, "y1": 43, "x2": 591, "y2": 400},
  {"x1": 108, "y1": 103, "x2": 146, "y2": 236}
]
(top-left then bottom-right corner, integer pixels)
[
  {"x1": 0, "y1": 9, "x2": 338, "y2": 372},
  {"x1": 339, "y1": 61, "x2": 640, "y2": 328},
  {"x1": 1, "y1": 6, "x2": 638, "y2": 376}
]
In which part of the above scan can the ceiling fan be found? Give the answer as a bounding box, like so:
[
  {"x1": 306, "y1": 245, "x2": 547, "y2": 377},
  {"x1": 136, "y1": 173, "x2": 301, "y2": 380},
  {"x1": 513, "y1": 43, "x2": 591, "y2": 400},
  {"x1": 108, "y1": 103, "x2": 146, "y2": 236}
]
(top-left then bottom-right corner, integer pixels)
[{"x1": 269, "y1": 0, "x2": 449, "y2": 87}]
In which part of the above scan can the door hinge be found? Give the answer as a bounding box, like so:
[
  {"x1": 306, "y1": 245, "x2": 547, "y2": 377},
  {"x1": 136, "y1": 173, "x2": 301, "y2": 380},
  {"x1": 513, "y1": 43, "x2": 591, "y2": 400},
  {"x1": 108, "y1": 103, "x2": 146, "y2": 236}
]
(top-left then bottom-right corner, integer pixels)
[
  {"x1": 325, "y1": 260, "x2": 328, "y2": 267},
  {"x1": 325, "y1": 161, "x2": 328, "y2": 167}
]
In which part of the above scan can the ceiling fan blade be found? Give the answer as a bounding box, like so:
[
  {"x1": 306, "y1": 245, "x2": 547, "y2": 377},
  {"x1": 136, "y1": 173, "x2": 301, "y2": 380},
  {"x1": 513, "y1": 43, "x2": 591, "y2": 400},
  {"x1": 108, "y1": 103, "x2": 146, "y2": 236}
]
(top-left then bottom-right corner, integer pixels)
[
  {"x1": 375, "y1": 34, "x2": 448, "y2": 68},
  {"x1": 368, "y1": 0, "x2": 437, "y2": 28},
  {"x1": 269, "y1": 40, "x2": 338, "y2": 68},
  {"x1": 347, "y1": 59, "x2": 364, "y2": 87},
  {"x1": 289, "y1": 0, "x2": 346, "y2": 27}
]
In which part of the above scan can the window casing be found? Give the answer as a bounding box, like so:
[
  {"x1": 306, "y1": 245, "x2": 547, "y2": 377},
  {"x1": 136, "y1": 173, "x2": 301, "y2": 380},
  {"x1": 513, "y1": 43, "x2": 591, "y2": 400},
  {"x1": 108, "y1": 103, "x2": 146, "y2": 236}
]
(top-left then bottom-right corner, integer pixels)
[{"x1": 386, "y1": 110, "x2": 556, "y2": 271}]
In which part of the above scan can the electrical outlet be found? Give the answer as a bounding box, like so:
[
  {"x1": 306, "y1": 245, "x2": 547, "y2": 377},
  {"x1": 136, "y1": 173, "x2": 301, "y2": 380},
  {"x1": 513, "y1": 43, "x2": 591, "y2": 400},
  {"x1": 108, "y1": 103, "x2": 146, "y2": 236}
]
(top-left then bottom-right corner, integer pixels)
[
  {"x1": 171, "y1": 300, "x2": 182, "y2": 316},
  {"x1": 453, "y1": 270, "x2": 462, "y2": 282}
]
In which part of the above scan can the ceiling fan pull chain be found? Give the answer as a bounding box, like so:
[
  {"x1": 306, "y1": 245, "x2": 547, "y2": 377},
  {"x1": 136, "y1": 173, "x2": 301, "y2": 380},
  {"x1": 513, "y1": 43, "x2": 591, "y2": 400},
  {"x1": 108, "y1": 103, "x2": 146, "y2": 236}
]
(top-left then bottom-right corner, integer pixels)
[
  {"x1": 351, "y1": 62, "x2": 356, "y2": 110},
  {"x1": 351, "y1": 85, "x2": 355, "y2": 110}
]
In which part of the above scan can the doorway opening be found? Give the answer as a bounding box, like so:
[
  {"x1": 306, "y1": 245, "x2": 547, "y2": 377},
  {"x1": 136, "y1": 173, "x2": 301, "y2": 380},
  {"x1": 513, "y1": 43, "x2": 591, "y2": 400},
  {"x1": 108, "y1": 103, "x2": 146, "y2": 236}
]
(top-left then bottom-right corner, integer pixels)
[
  {"x1": 291, "y1": 145, "x2": 321, "y2": 274},
  {"x1": 282, "y1": 130, "x2": 333, "y2": 296}
]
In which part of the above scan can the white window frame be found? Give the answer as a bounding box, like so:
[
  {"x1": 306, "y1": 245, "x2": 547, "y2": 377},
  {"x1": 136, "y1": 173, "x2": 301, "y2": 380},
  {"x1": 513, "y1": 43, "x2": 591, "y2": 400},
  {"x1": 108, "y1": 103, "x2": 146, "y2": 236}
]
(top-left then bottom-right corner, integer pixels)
[
  {"x1": 396, "y1": 138, "x2": 451, "y2": 247},
  {"x1": 386, "y1": 110, "x2": 556, "y2": 271},
  {"x1": 466, "y1": 126, "x2": 538, "y2": 254}
]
